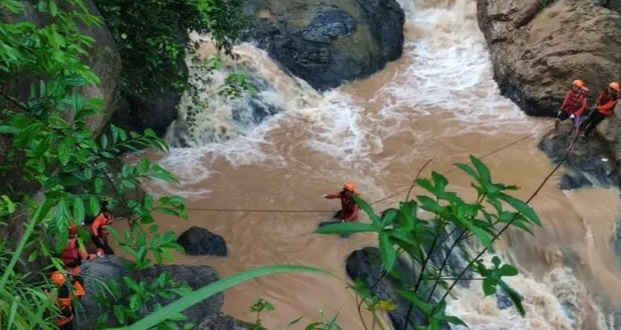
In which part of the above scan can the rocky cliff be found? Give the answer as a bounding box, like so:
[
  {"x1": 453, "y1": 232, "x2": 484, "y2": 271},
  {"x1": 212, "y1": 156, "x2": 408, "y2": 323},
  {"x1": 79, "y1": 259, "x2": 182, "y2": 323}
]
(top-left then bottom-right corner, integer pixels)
[
  {"x1": 476, "y1": 0, "x2": 621, "y2": 117},
  {"x1": 244, "y1": 0, "x2": 405, "y2": 91},
  {"x1": 476, "y1": 0, "x2": 621, "y2": 185}
]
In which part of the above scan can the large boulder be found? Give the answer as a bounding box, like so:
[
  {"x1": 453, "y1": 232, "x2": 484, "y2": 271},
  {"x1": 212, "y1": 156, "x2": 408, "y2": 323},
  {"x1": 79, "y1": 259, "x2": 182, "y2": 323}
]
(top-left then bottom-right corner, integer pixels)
[
  {"x1": 177, "y1": 226, "x2": 228, "y2": 257},
  {"x1": 136, "y1": 264, "x2": 224, "y2": 326},
  {"x1": 73, "y1": 256, "x2": 226, "y2": 328},
  {"x1": 476, "y1": 0, "x2": 621, "y2": 117},
  {"x1": 346, "y1": 247, "x2": 437, "y2": 330},
  {"x1": 244, "y1": 0, "x2": 405, "y2": 91},
  {"x1": 74, "y1": 256, "x2": 132, "y2": 329}
]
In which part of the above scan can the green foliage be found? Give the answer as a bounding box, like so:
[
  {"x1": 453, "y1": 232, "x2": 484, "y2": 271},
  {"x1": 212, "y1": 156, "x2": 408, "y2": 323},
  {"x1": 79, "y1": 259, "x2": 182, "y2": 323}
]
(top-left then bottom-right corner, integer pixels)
[
  {"x1": 316, "y1": 155, "x2": 541, "y2": 329},
  {"x1": 242, "y1": 298, "x2": 343, "y2": 330},
  {"x1": 105, "y1": 265, "x2": 332, "y2": 330},
  {"x1": 94, "y1": 273, "x2": 195, "y2": 329},
  {"x1": 93, "y1": 0, "x2": 251, "y2": 96}
]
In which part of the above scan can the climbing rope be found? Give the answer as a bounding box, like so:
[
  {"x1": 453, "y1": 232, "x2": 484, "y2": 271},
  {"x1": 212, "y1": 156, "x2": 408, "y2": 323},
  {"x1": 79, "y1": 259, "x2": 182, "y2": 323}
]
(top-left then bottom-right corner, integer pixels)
[{"x1": 183, "y1": 130, "x2": 547, "y2": 213}]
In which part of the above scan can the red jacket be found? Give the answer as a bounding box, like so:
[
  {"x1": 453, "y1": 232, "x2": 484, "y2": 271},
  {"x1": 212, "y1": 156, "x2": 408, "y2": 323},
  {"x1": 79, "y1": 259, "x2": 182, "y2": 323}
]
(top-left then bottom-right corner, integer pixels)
[
  {"x1": 595, "y1": 89, "x2": 619, "y2": 115},
  {"x1": 325, "y1": 190, "x2": 359, "y2": 221},
  {"x1": 560, "y1": 88, "x2": 587, "y2": 115}
]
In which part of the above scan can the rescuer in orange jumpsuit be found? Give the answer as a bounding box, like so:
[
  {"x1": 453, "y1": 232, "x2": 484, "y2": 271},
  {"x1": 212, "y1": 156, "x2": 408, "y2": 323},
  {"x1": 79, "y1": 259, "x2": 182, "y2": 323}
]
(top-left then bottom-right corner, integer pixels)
[
  {"x1": 49, "y1": 271, "x2": 83, "y2": 330},
  {"x1": 581, "y1": 81, "x2": 620, "y2": 137},
  {"x1": 91, "y1": 207, "x2": 115, "y2": 255},
  {"x1": 323, "y1": 182, "x2": 359, "y2": 222}
]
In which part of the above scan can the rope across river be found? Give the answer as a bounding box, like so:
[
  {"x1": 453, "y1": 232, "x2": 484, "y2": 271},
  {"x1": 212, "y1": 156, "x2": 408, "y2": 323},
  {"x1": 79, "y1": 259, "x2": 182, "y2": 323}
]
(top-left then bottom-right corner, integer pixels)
[{"x1": 182, "y1": 131, "x2": 542, "y2": 213}]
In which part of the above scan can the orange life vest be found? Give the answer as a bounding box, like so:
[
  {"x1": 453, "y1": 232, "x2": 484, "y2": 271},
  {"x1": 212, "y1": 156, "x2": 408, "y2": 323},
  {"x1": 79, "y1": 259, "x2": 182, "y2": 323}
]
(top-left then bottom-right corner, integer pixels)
[
  {"x1": 596, "y1": 89, "x2": 619, "y2": 115},
  {"x1": 59, "y1": 238, "x2": 80, "y2": 266},
  {"x1": 563, "y1": 88, "x2": 587, "y2": 113}
]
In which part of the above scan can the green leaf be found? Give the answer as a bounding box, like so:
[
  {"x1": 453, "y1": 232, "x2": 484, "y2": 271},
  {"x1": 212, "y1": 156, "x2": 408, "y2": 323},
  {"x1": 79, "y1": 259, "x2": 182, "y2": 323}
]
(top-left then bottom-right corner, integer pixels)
[
  {"x1": 94, "y1": 177, "x2": 103, "y2": 193},
  {"x1": 352, "y1": 195, "x2": 381, "y2": 227},
  {"x1": 49, "y1": 1, "x2": 58, "y2": 17},
  {"x1": 378, "y1": 232, "x2": 397, "y2": 273},
  {"x1": 58, "y1": 142, "x2": 70, "y2": 166},
  {"x1": 470, "y1": 155, "x2": 491, "y2": 184},
  {"x1": 482, "y1": 277, "x2": 497, "y2": 296},
  {"x1": 499, "y1": 281, "x2": 525, "y2": 316},
  {"x1": 89, "y1": 196, "x2": 100, "y2": 216},
  {"x1": 314, "y1": 222, "x2": 376, "y2": 235},
  {"x1": 72, "y1": 197, "x2": 85, "y2": 224},
  {"x1": 381, "y1": 209, "x2": 398, "y2": 226},
  {"x1": 498, "y1": 193, "x2": 541, "y2": 226},
  {"x1": 287, "y1": 316, "x2": 303, "y2": 327},
  {"x1": 498, "y1": 264, "x2": 519, "y2": 277},
  {"x1": 455, "y1": 162, "x2": 479, "y2": 180},
  {"x1": 105, "y1": 265, "x2": 332, "y2": 330},
  {"x1": 0, "y1": 125, "x2": 20, "y2": 135},
  {"x1": 113, "y1": 305, "x2": 126, "y2": 324}
]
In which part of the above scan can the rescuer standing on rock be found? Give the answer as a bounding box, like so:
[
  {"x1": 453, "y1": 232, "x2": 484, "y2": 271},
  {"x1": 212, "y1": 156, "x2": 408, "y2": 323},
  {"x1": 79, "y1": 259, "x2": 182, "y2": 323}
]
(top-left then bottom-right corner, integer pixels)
[{"x1": 581, "y1": 81, "x2": 620, "y2": 138}]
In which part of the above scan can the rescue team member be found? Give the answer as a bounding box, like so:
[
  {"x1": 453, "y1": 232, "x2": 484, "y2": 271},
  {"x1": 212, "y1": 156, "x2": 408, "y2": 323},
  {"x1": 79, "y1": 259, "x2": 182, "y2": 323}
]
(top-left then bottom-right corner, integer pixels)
[
  {"x1": 555, "y1": 79, "x2": 588, "y2": 137},
  {"x1": 322, "y1": 182, "x2": 359, "y2": 222},
  {"x1": 91, "y1": 206, "x2": 115, "y2": 255},
  {"x1": 60, "y1": 224, "x2": 102, "y2": 290},
  {"x1": 49, "y1": 271, "x2": 83, "y2": 330},
  {"x1": 581, "y1": 81, "x2": 620, "y2": 137}
]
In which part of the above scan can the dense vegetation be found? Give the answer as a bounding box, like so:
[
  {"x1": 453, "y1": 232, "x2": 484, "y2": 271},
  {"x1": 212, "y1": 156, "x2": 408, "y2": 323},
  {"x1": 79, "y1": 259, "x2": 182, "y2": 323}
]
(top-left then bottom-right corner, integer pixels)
[
  {"x1": 93, "y1": 0, "x2": 248, "y2": 96},
  {"x1": 0, "y1": 0, "x2": 538, "y2": 329}
]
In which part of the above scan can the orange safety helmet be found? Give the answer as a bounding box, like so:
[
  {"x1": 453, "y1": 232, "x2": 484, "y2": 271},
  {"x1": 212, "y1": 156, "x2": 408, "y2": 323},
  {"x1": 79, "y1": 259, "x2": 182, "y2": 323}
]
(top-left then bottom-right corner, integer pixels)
[
  {"x1": 572, "y1": 79, "x2": 585, "y2": 88},
  {"x1": 50, "y1": 271, "x2": 65, "y2": 286},
  {"x1": 69, "y1": 223, "x2": 77, "y2": 235},
  {"x1": 343, "y1": 182, "x2": 356, "y2": 192},
  {"x1": 609, "y1": 81, "x2": 620, "y2": 92}
]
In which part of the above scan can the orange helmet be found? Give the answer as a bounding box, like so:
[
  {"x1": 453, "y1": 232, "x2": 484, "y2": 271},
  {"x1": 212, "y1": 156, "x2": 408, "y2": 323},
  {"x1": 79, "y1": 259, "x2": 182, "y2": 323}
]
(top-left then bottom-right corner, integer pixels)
[
  {"x1": 50, "y1": 271, "x2": 65, "y2": 286},
  {"x1": 609, "y1": 81, "x2": 620, "y2": 92},
  {"x1": 572, "y1": 79, "x2": 585, "y2": 88},
  {"x1": 343, "y1": 182, "x2": 356, "y2": 192},
  {"x1": 69, "y1": 224, "x2": 77, "y2": 235}
]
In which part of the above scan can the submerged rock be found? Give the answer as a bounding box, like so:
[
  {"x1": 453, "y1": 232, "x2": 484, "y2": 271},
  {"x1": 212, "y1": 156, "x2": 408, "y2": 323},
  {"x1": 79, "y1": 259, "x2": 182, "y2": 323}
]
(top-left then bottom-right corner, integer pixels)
[
  {"x1": 244, "y1": 0, "x2": 405, "y2": 91},
  {"x1": 177, "y1": 226, "x2": 228, "y2": 257},
  {"x1": 345, "y1": 247, "x2": 450, "y2": 330},
  {"x1": 196, "y1": 312, "x2": 249, "y2": 330}
]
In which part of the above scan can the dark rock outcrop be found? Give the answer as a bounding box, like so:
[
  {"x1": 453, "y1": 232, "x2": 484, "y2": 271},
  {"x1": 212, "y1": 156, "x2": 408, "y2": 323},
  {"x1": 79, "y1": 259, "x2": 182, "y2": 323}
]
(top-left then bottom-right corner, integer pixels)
[
  {"x1": 74, "y1": 256, "x2": 132, "y2": 329},
  {"x1": 177, "y1": 226, "x2": 228, "y2": 256},
  {"x1": 537, "y1": 127, "x2": 619, "y2": 190},
  {"x1": 244, "y1": 0, "x2": 406, "y2": 91},
  {"x1": 73, "y1": 256, "x2": 227, "y2": 329},
  {"x1": 196, "y1": 312, "x2": 249, "y2": 330},
  {"x1": 136, "y1": 264, "x2": 224, "y2": 325},
  {"x1": 476, "y1": 0, "x2": 621, "y2": 117},
  {"x1": 346, "y1": 247, "x2": 449, "y2": 330}
]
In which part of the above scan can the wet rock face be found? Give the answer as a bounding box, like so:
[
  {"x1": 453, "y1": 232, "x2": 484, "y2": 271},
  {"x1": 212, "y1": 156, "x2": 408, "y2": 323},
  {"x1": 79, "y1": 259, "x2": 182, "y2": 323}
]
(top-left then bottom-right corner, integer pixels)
[
  {"x1": 244, "y1": 0, "x2": 405, "y2": 91},
  {"x1": 476, "y1": 0, "x2": 621, "y2": 117},
  {"x1": 537, "y1": 124, "x2": 619, "y2": 191}
]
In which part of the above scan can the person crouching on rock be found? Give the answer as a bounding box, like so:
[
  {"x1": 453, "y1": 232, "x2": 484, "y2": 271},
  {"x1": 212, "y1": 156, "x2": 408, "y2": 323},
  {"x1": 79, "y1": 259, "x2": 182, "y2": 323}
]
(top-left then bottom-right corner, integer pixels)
[
  {"x1": 60, "y1": 223, "x2": 102, "y2": 286},
  {"x1": 554, "y1": 79, "x2": 588, "y2": 141},
  {"x1": 322, "y1": 182, "x2": 360, "y2": 222},
  {"x1": 91, "y1": 206, "x2": 115, "y2": 255},
  {"x1": 580, "y1": 81, "x2": 619, "y2": 138}
]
